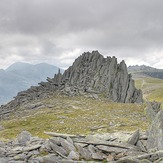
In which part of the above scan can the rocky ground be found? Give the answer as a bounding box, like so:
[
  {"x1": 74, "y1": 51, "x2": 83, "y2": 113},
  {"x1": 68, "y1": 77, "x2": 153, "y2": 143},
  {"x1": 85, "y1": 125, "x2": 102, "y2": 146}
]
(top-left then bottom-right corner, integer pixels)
[
  {"x1": 0, "y1": 52, "x2": 162, "y2": 162},
  {"x1": 0, "y1": 100, "x2": 163, "y2": 163},
  {"x1": 0, "y1": 128, "x2": 163, "y2": 163}
]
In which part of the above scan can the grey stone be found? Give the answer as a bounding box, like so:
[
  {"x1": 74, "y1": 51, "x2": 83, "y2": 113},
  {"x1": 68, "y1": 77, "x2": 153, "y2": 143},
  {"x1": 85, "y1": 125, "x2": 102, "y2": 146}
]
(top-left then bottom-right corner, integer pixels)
[
  {"x1": 76, "y1": 145, "x2": 92, "y2": 160},
  {"x1": 8, "y1": 161, "x2": 26, "y2": 163},
  {"x1": 43, "y1": 154, "x2": 61, "y2": 163},
  {"x1": 136, "y1": 140, "x2": 147, "y2": 152},
  {"x1": 13, "y1": 153, "x2": 27, "y2": 161},
  {"x1": 128, "y1": 129, "x2": 140, "y2": 145},
  {"x1": 39, "y1": 141, "x2": 51, "y2": 152},
  {"x1": 49, "y1": 138, "x2": 61, "y2": 146},
  {"x1": 66, "y1": 136, "x2": 73, "y2": 145},
  {"x1": 116, "y1": 157, "x2": 140, "y2": 163},
  {"x1": 0, "y1": 158, "x2": 8, "y2": 163},
  {"x1": 145, "y1": 101, "x2": 161, "y2": 122},
  {"x1": 67, "y1": 151, "x2": 80, "y2": 160},
  {"x1": 147, "y1": 110, "x2": 163, "y2": 150},
  {"x1": 17, "y1": 131, "x2": 31, "y2": 146},
  {"x1": 0, "y1": 141, "x2": 5, "y2": 148},
  {"x1": 140, "y1": 159, "x2": 152, "y2": 163},
  {"x1": 0, "y1": 125, "x2": 4, "y2": 131},
  {"x1": 50, "y1": 142, "x2": 67, "y2": 156},
  {"x1": 154, "y1": 158, "x2": 163, "y2": 163},
  {"x1": 92, "y1": 94, "x2": 98, "y2": 99},
  {"x1": 23, "y1": 144, "x2": 41, "y2": 152},
  {"x1": 0, "y1": 147, "x2": 6, "y2": 157},
  {"x1": 156, "y1": 150, "x2": 163, "y2": 158},
  {"x1": 130, "y1": 153, "x2": 159, "y2": 162},
  {"x1": 92, "y1": 152, "x2": 105, "y2": 160},
  {"x1": 29, "y1": 156, "x2": 44, "y2": 163},
  {"x1": 96, "y1": 145, "x2": 128, "y2": 154},
  {"x1": 88, "y1": 145, "x2": 105, "y2": 160},
  {"x1": 60, "y1": 138, "x2": 76, "y2": 154}
]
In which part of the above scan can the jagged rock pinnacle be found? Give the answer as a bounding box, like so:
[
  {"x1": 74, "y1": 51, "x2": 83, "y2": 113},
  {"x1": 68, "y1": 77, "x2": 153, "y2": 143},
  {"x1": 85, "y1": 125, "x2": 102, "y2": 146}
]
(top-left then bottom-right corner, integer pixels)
[
  {"x1": 60, "y1": 51, "x2": 142, "y2": 103},
  {"x1": 0, "y1": 51, "x2": 143, "y2": 120}
]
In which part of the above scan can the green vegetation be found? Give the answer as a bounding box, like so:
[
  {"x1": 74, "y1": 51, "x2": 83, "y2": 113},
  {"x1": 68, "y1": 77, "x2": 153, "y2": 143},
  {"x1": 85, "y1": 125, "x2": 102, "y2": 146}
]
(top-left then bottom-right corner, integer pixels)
[
  {"x1": 135, "y1": 77, "x2": 163, "y2": 102},
  {"x1": 0, "y1": 95, "x2": 148, "y2": 140},
  {"x1": 2, "y1": 76, "x2": 162, "y2": 141}
]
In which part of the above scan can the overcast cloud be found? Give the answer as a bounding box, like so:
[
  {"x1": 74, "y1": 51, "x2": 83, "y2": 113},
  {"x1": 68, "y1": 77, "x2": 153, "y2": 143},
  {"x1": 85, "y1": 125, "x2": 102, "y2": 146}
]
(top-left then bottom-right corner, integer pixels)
[{"x1": 0, "y1": 0, "x2": 163, "y2": 69}]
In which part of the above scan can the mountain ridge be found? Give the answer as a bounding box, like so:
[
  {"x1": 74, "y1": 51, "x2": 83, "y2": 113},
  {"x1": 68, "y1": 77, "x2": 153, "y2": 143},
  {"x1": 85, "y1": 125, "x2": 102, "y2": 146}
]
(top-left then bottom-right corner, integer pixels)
[
  {"x1": 0, "y1": 62, "x2": 63, "y2": 105},
  {"x1": 128, "y1": 65, "x2": 163, "y2": 79}
]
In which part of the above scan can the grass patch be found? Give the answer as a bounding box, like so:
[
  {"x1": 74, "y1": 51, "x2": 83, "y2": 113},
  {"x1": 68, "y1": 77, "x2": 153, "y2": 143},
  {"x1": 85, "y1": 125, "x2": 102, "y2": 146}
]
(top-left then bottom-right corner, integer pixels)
[
  {"x1": 0, "y1": 95, "x2": 148, "y2": 140},
  {"x1": 135, "y1": 77, "x2": 163, "y2": 102}
]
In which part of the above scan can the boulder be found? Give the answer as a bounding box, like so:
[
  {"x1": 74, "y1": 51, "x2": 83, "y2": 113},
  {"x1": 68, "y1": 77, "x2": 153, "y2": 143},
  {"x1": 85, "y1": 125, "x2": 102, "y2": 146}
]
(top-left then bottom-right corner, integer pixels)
[
  {"x1": 0, "y1": 158, "x2": 8, "y2": 163},
  {"x1": 67, "y1": 151, "x2": 80, "y2": 160},
  {"x1": 50, "y1": 142, "x2": 67, "y2": 156},
  {"x1": 76, "y1": 145, "x2": 92, "y2": 160},
  {"x1": 60, "y1": 138, "x2": 76, "y2": 154},
  {"x1": 145, "y1": 101, "x2": 161, "y2": 122},
  {"x1": 147, "y1": 110, "x2": 163, "y2": 150},
  {"x1": 116, "y1": 157, "x2": 140, "y2": 163},
  {"x1": 17, "y1": 131, "x2": 32, "y2": 146},
  {"x1": 127, "y1": 129, "x2": 140, "y2": 145},
  {"x1": 43, "y1": 154, "x2": 61, "y2": 163}
]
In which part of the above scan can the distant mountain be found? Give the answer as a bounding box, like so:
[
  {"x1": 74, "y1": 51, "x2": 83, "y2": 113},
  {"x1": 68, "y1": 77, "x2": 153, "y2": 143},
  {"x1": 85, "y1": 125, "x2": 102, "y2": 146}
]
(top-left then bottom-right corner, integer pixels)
[
  {"x1": 128, "y1": 65, "x2": 163, "y2": 79},
  {"x1": 0, "y1": 62, "x2": 63, "y2": 105}
]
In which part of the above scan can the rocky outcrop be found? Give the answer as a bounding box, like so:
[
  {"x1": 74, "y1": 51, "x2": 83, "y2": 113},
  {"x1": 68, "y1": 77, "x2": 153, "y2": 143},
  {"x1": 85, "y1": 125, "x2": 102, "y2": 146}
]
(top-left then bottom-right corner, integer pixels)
[
  {"x1": 145, "y1": 101, "x2": 161, "y2": 122},
  {"x1": 0, "y1": 130, "x2": 153, "y2": 162},
  {"x1": 61, "y1": 51, "x2": 142, "y2": 103},
  {"x1": 0, "y1": 51, "x2": 143, "y2": 120},
  {"x1": 1, "y1": 130, "x2": 163, "y2": 162},
  {"x1": 147, "y1": 109, "x2": 163, "y2": 151}
]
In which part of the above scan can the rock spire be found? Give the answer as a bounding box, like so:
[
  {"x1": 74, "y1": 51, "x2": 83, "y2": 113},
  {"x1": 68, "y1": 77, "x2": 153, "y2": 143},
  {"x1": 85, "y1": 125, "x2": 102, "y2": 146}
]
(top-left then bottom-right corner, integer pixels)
[{"x1": 0, "y1": 51, "x2": 142, "y2": 120}]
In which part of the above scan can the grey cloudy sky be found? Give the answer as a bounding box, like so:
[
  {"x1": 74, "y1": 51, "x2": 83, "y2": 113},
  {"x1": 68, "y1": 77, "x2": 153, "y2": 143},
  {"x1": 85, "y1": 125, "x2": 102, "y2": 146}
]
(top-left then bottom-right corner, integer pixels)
[{"x1": 0, "y1": 0, "x2": 163, "y2": 69}]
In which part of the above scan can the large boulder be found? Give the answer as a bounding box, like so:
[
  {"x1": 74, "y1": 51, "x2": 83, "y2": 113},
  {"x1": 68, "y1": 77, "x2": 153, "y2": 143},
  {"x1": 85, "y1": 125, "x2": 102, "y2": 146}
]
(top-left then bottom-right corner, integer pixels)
[
  {"x1": 127, "y1": 129, "x2": 140, "y2": 145},
  {"x1": 16, "y1": 131, "x2": 32, "y2": 146},
  {"x1": 147, "y1": 110, "x2": 163, "y2": 150},
  {"x1": 145, "y1": 101, "x2": 161, "y2": 122}
]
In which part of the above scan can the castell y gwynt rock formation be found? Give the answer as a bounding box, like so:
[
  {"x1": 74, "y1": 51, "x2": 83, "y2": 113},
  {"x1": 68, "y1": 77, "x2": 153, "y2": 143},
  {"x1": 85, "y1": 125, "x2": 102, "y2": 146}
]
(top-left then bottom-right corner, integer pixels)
[
  {"x1": 0, "y1": 51, "x2": 142, "y2": 119},
  {"x1": 61, "y1": 51, "x2": 142, "y2": 103}
]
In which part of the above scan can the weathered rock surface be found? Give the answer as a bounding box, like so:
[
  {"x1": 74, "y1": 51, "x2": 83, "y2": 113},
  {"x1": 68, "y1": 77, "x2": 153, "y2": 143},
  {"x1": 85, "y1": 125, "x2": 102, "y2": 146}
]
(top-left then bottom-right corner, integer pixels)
[
  {"x1": 145, "y1": 101, "x2": 161, "y2": 122},
  {"x1": 0, "y1": 51, "x2": 142, "y2": 120},
  {"x1": 0, "y1": 130, "x2": 163, "y2": 162},
  {"x1": 147, "y1": 109, "x2": 163, "y2": 150},
  {"x1": 127, "y1": 129, "x2": 140, "y2": 145},
  {"x1": 61, "y1": 51, "x2": 142, "y2": 103}
]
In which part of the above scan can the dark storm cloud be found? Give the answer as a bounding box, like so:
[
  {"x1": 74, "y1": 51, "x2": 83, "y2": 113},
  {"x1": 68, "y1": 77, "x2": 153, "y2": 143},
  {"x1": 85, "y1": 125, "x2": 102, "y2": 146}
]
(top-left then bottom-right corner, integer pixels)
[{"x1": 0, "y1": 0, "x2": 163, "y2": 69}]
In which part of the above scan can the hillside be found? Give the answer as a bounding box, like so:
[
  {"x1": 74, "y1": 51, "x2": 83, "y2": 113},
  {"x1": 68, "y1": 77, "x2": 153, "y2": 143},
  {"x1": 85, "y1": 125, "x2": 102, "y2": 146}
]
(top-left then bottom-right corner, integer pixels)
[
  {"x1": 0, "y1": 62, "x2": 63, "y2": 105},
  {"x1": 0, "y1": 52, "x2": 161, "y2": 162},
  {"x1": 128, "y1": 65, "x2": 163, "y2": 102},
  {"x1": 128, "y1": 65, "x2": 163, "y2": 79},
  {"x1": 0, "y1": 95, "x2": 147, "y2": 140},
  {"x1": 135, "y1": 77, "x2": 163, "y2": 102},
  {"x1": 0, "y1": 55, "x2": 162, "y2": 139}
]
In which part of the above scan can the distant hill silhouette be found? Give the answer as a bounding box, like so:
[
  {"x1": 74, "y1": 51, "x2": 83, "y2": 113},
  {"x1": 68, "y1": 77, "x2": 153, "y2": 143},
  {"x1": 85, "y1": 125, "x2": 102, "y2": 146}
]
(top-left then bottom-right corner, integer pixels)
[
  {"x1": 128, "y1": 65, "x2": 163, "y2": 79},
  {"x1": 0, "y1": 62, "x2": 63, "y2": 105}
]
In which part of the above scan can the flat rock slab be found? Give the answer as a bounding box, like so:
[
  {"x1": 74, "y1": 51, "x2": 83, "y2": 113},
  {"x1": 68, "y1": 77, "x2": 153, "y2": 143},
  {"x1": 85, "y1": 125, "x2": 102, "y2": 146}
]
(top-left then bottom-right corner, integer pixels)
[
  {"x1": 96, "y1": 145, "x2": 128, "y2": 154},
  {"x1": 73, "y1": 137, "x2": 138, "y2": 150}
]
